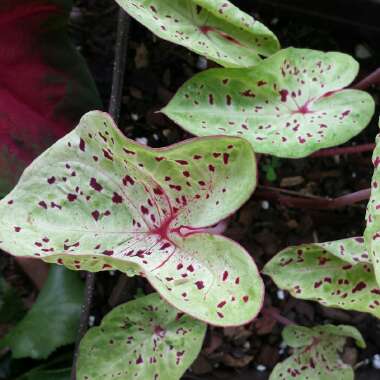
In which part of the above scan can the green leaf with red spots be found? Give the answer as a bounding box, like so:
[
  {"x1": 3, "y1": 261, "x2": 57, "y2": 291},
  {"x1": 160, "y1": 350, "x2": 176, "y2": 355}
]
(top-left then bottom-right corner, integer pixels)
[
  {"x1": 114, "y1": 0, "x2": 279, "y2": 68},
  {"x1": 77, "y1": 293, "x2": 206, "y2": 380},
  {"x1": 0, "y1": 111, "x2": 263, "y2": 326},
  {"x1": 270, "y1": 324, "x2": 365, "y2": 380},
  {"x1": 263, "y1": 237, "x2": 380, "y2": 318},
  {"x1": 365, "y1": 121, "x2": 380, "y2": 287},
  {"x1": 163, "y1": 48, "x2": 375, "y2": 158},
  {"x1": 0, "y1": 0, "x2": 101, "y2": 196}
]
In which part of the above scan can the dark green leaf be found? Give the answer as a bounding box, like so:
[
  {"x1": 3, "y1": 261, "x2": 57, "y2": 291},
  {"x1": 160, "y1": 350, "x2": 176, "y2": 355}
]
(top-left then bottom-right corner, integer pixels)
[
  {"x1": 0, "y1": 277, "x2": 25, "y2": 324},
  {"x1": 17, "y1": 368, "x2": 70, "y2": 380},
  {"x1": 0, "y1": 265, "x2": 84, "y2": 359}
]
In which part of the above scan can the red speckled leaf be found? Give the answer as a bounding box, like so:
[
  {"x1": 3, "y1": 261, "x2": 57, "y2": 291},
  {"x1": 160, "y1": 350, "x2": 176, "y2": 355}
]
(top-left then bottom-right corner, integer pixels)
[
  {"x1": 115, "y1": 0, "x2": 279, "y2": 68},
  {"x1": 270, "y1": 324, "x2": 365, "y2": 380},
  {"x1": 365, "y1": 120, "x2": 380, "y2": 286},
  {"x1": 263, "y1": 237, "x2": 380, "y2": 318},
  {"x1": 77, "y1": 293, "x2": 206, "y2": 380},
  {"x1": 163, "y1": 48, "x2": 375, "y2": 158},
  {"x1": 0, "y1": 0, "x2": 101, "y2": 195},
  {"x1": 0, "y1": 111, "x2": 263, "y2": 326}
]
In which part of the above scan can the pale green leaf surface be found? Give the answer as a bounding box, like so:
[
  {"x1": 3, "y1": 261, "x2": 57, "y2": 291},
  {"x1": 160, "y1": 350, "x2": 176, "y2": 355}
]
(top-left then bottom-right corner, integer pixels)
[
  {"x1": 0, "y1": 111, "x2": 263, "y2": 326},
  {"x1": 270, "y1": 324, "x2": 365, "y2": 380},
  {"x1": 0, "y1": 265, "x2": 84, "y2": 359},
  {"x1": 115, "y1": 0, "x2": 279, "y2": 68},
  {"x1": 77, "y1": 293, "x2": 206, "y2": 380},
  {"x1": 263, "y1": 237, "x2": 380, "y2": 318},
  {"x1": 365, "y1": 121, "x2": 380, "y2": 286},
  {"x1": 163, "y1": 48, "x2": 375, "y2": 158}
]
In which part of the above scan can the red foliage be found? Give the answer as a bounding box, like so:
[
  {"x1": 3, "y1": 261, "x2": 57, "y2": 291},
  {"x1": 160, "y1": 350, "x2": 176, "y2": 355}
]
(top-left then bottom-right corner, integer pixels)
[{"x1": 0, "y1": 0, "x2": 100, "y2": 193}]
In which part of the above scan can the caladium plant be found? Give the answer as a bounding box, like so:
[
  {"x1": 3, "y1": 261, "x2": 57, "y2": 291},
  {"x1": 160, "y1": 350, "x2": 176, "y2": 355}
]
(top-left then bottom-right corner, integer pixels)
[
  {"x1": 0, "y1": 111, "x2": 263, "y2": 327},
  {"x1": 77, "y1": 293, "x2": 206, "y2": 380},
  {"x1": 114, "y1": 0, "x2": 280, "y2": 68},
  {"x1": 0, "y1": 0, "x2": 377, "y2": 378},
  {"x1": 163, "y1": 48, "x2": 375, "y2": 158},
  {"x1": 270, "y1": 324, "x2": 365, "y2": 380}
]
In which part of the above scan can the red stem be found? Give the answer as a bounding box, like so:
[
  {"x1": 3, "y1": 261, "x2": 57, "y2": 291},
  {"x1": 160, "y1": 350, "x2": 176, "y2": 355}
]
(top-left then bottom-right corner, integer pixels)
[
  {"x1": 353, "y1": 67, "x2": 380, "y2": 90},
  {"x1": 255, "y1": 186, "x2": 371, "y2": 210},
  {"x1": 263, "y1": 308, "x2": 294, "y2": 326},
  {"x1": 311, "y1": 143, "x2": 375, "y2": 158}
]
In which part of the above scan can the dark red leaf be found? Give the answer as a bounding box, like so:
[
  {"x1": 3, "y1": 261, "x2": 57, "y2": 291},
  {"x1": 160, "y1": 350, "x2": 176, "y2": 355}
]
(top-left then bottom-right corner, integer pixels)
[{"x1": 0, "y1": 0, "x2": 101, "y2": 194}]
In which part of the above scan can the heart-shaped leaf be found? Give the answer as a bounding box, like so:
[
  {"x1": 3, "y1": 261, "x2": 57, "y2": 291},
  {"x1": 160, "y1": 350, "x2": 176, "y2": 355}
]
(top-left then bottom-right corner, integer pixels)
[
  {"x1": 114, "y1": 0, "x2": 279, "y2": 68},
  {"x1": 0, "y1": 265, "x2": 84, "y2": 359},
  {"x1": 0, "y1": 0, "x2": 101, "y2": 196},
  {"x1": 270, "y1": 324, "x2": 365, "y2": 380},
  {"x1": 365, "y1": 122, "x2": 380, "y2": 286},
  {"x1": 163, "y1": 48, "x2": 375, "y2": 158},
  {"x1": 77, "y1": 293, "x2": 206, "y2": 380},
  {"x1": 263, "y1": 237, "x2": 380, "y2": 318},
  {"x1": 0, "y1": 111, "x2": 263, "y2": 326}
]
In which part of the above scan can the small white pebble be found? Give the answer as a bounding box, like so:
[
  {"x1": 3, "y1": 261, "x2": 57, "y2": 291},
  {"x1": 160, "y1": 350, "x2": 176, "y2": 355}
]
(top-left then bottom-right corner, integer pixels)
[
  {"x1": 136, "y1": 137, "x2": 148, "y2": 145},
  {"x1": 312, "y1": 230, "x2": 319, "y2": 243},
  {"x1": 89, "y1": 315, "x2": 96, "y2": 327},
  {"x1": 196, "y1": 56, "x2": 208, "y2": 70},
  {"x1": 277, "y1": 289, "x2": 286, "y2": 300},
  {"x1": 271, "y1": 17, "x2": 279, "y2": 25},
  {"x1": 243, "y1": 341, "x2": 251, "y2": 349},
  {"x1": 256, "y1": 364, "x2": 267, "y2": 372},
  {"x1": 352, "y1": 172, "x2": 357, "y2": 178},
  {"x1": 355, "y1": 44, "x2": 372, "y2": 59},
  {"x1": 70, "y1": 6, "x2": 82, "y2": 20},
  {"x1": 131, "y1": 113, "x2": 139, "y2": 121},
  {"x1": 372, "y1": 354, "x2": 380, "y2": 369},
  {"x1": 153, "y1": 133, "x2": 159, "y2": 141},
  {"x1": 278, "y1": 341, "x2": 287, "y2": 355},
  {"x1": 261, "y1": 200, "x2": 270, "y2": 210}
]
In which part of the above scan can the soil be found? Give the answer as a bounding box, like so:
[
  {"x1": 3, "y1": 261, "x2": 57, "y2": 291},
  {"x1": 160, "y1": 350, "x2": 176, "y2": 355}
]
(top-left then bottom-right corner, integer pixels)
[{"x1": 2, "y1": 0, "x2": 380, "y2": 378}]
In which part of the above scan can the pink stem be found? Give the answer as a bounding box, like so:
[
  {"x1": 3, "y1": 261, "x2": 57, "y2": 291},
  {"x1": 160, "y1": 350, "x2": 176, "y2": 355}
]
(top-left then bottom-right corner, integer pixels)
[
  {"x1": 353, "y1": 67, "x2": 380, "y2": 90},
  {"x1": 328, "y1": 188, "x2": 371, "y2": 208},
  {"x1": 255, "y1": 186, "x2": 371, "y2": 210},
  {"x1": 311, "y1": 143, "x2": 375, "y2": 158},
  {"x1": 202, "y1": 219, "x2": 229, "y2": 235},
  {"x1": 263, "y1": 308, "x2": 294, "y2": 326}
]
